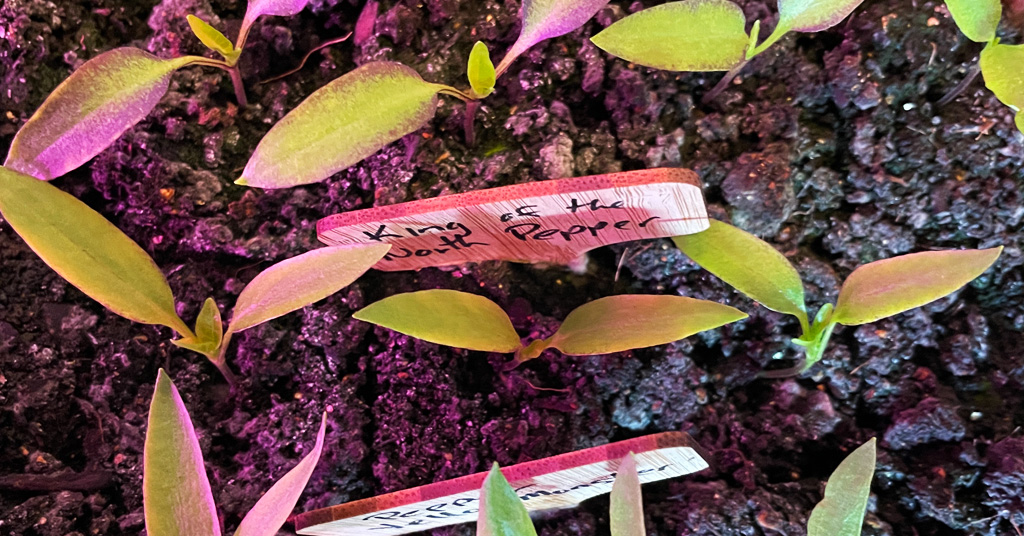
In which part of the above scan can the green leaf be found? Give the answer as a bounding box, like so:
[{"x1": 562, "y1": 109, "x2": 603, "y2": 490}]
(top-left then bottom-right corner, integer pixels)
[
  {"x1": 353, "y1": 290, "x2": 522, "y2": 353},
  {"x1": 591, "y1": 0, "x2": 749, "y2": 72},
  {"x1": 610, "y1": 453, "x2": 645, "y2": 536},
  {"x1": 673, "y1": 220, "x2": 808, "y2": 328},
  {"x1": 477, "y1": 463, "x2": 538, "y2": 536},
  {"x1": 227, "y1": 243, "x2": 390, "y2": 334},
  {"x1": 777, "y1": 0, "x2": 866, "y2": 33},
  {"x1": 468, "y1": 41, "x2": 497, "y2": 98},
  {"x1": 546, "y1": 295, "x2": 747, "y2": 356},
  {"x1": 194, "y1": 298, "x2": 224, "y2": 346},
  {"x1": 0, "y1": 166, "x2": 192, "y2": 336},
  {"x1": 495, "y1": 0, "x2": 610, "y2": 76},
  {"x1": 187, "y1": 15, "x2": 241, "y2": 63},
  {"x1": 234, "y1": 413, "x2": 327, "y2": 536},
  {"x1": 806, "y1": 438, "x2": 876, "y2": 536},
  {"x1": 4, "y1": 48, "x2": 190, "y2": 181},
  {"x1": 239, "y1": 62, "x2": 446, "y2": 188},
  {"x1": 980, "y1": 42, "x2": 1024, "y2": 128},
  {"x1": 945, "y1": 0, "x2": 1001, "y2": 43},
  {"x1": 832, "y1": 248, "x2": 1002, "y2": 326},
  {"x1": 144, "y1": 369, "x2": 221, "y2": 536}
]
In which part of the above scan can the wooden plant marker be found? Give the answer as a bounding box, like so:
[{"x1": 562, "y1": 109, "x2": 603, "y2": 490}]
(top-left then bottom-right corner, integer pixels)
[
  {"x1": 295, "y1": 432, "x2": 708, "y2": 536},
  {"x1": 317, "y1": 168, "x2": 708, "y2": 271}
]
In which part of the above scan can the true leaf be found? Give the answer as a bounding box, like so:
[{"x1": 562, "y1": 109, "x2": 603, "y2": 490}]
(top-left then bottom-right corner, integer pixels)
[
  {"x1": 980, "y1": 42, "x2": 1024, "y2": 130},
  {"x1": 0, "y1": 166, "x2": 192, "y2": 336},
  {"x1": 468, "y1": 41, "x2": 497, "y2": 98},
  {"x1": 171, "y1": 298, "x2": 224, "y2": 356},
  {"x1": 495, "y1": 0, "x2": 610, "y2": 76},
  {"x1": 234, "y1": 413, "x2": 327, "y2": 536},
  {"x1": 945, "y1": 0, "x2": 1001, "y2": 43},
  {"x1": 187, "y1": 15, "x2": 240, "y2": 63},
  {"x1": 673, "y1": 220, "x2": 808, "y2": 326},
  {"x1": 832, "y1": 248, "x2": 1002, "y2": 326},
  {"x1": 353, "y1": 290, "x2": 522, "y2": 353},
  {"x1": 238, "y1": 62, "x2": 445, "y2": 188},
  {"x1": 546, "y1": 295, "x2": 747, "y2": 356},
  {"x1": 777, "y1": 0, "x2": 866, "y2": 33},
  {"x1": 144, "y1": 369, "x2": 221, "y2": 536},
  {"x1": 477, "y1": 463, "x2": 538, "y2": 536},
  {"x1": 591, "y1": 0, "x2": 750, "y2": 72},
  {"x1": 610, "y1": 453, "x2": 644, "y2": 536},
  {"x1": 4, "y1": 48, "x2": 190, "y2": 181},
  {"x1": 227, "y1": 243, "x2": 391, "y2": 334},
  {"x1": 806, "y1": 438, "x2": 876, "y2": 536}
]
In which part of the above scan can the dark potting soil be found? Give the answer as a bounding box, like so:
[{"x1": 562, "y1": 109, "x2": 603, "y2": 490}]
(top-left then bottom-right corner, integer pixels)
[{"x1": 1, "y1": 0, "x2": 1023, "y2": 534}]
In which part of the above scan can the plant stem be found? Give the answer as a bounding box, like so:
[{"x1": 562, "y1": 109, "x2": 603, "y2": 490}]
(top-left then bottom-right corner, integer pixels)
[
  {"x1": 937, "y1": 62, "x2": 981, "y2": 107},
  {"x1": 229, "y1": 65, "x2": 248, "y2": 108},
  {"x1": 702, "y1": 60, "x2": 747, "y2": 104},
  {"x1": 209, "y1": 331, "x2": 237, "y2": 388},
  {"x1": 464, "y1": 100, "x2": 480, "y2": 147}
]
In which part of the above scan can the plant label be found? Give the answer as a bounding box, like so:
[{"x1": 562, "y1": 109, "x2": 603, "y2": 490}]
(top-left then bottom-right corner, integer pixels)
[
  {"x1": 317, "y1": 168, "x2": 707, "y2": 271},
  {"x1": 295, "y1": 432, "x2": 709, "y2": 536}
]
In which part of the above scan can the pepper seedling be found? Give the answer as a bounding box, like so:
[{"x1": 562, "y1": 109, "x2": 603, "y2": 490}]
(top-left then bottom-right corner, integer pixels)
[
  {"x1": 145, "y1": 369, "x2": 326, "y2": 536},
  {"x1": 238, "y1": 0, "x2": 610, "y2": 188},
  {"x1": 807, "y1": 438, "x2": 876, "y2": 536},
  {"x1": 673, "y1": 220, "x2": 1002, "y2": 376},
  {"x1": 590, "y1": 0, "x2": 867, "y2": 103},
  {"x1": 352, "y1": 289, "x2": 746, "y2": 363},
  {"x1": 0, "y1": 165, "x2": 389, "y2": 383},
  {"x1": 3, "y1": 0, "x2": 317, "y2": 181}
]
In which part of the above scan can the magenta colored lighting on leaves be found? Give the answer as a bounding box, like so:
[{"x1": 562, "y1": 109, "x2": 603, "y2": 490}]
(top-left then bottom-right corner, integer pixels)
[{"x1": 495, "y1": 0, "x2": 611, "y2": 77}]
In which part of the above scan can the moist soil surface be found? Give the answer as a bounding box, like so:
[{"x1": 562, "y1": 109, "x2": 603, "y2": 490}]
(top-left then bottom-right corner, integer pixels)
[{"x1": 2, "y1": 0, "x2": 1024, "y2": 535}]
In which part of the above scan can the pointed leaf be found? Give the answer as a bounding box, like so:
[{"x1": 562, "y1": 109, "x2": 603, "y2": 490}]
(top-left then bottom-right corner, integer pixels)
[
  {"x1": 0, "y1": 166, "x2": 192, "y2": 335},
  {"x1": 187, "y1": 15, "x2": 240, "y2": 62},
  {"x1": 468, "y1": 41, "x2": 496, "y2": 97},
  {"x1": 832, "y1": 248, "x2": 1002, "y2": 326},
  {"x1": 591, "y1": 0, "x2": 749, "y2": 72},
  {"x1": 547, "y1": 295, "x2": 747, "y2": 356},
  {"x1": 495, "y1": 0, "x2": 610, "y2": 76},
  {"x1": 673, "y1": 220, "x2": 808, "y2": 325},
  {"x1": 4, "y1": 48, "x2": 189, "y2": 180},
  {"x1": 777, "y1": 0, "x2": 866, "y2": 33},
  {"x1": 144, "y1": 369, "x2": 220, "y2": 536},
  {"x1": 234, "y1": 413, "x2": 327, "y2": 536},
  {"x1": 227, "y1": 243, "x2": 390, "y2": 334},
  {"x1": 239, "y1": 0, "x2": 313, "y2": 48},
  {"x1": 195, "y1": 298, "x2": 224, "y2": 347},
  {"x1": 353, "y1": 290, "x2": 522, "y2": 353},
  {"x1": 478, "y1": 463, "x2": 538, "y2": 536},
  {"x1": 239, "y1": 62, "x2": 444, "y2": 189},
  {"x1": 610, "y1": 454, "x2": 645, "y2": 536},
  {"x1": 980, "y1": 42, "x2": 1024, "y2": 123},
  {"x1": 945, "y1": 0, "x2": 1001, "y2": 43},
  {"x1": 806, "y1": 438, "x2": 876, "y2": 536}
]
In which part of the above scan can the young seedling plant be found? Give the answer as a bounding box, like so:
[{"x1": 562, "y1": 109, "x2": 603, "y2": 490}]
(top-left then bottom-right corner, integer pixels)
[
  {"x1": 942, "y1": 0, "x2": 1024, "y2": 134},
  {"x1": 673, "y1": 220, "x2": 1002, "y2": 376},
  {"x1": 0, "y1": 165, "x2": 390, "y2": 383},
  {"x1": 2, "y1": 0, "x2": 318, "y2": 181},
  {"x1": 237, "y1": 0, "x2": 612, "y2": 188},
  {"x1": 589, "y1": 0, "x2": 867, "y2": 103},
  {"x1": 351, "y1": 289, "x2": 746, "y2": 364},
  {"x1": 479, "y1": 439, "x2": 876, "y2": 536},
  {"x1": 145, "y1": 369, "x2": 326, "y2": 536}
]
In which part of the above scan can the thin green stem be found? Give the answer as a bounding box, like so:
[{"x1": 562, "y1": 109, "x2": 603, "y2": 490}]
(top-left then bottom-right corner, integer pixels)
[{"x1": 748, "y1": 24, "x2": 790, "y2": 58}]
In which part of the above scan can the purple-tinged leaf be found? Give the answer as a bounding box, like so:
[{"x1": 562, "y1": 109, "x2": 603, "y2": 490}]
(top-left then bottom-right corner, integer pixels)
[
  {"x1": 4, "y1": 48, "x2": 189, "y2": 181},
  {"x1": 227, "y1": 243, "x2": 391, "y2": 334},
  {"x1": 0, "y1": 165, "x2": 193, "y2": 336},
  {"x1": 777, "y1": 0, "x2": 866, "y2": 33},
  {"x1": 239, "y1": 0, "x2": 313, "y2": 49},
  {"x1": 495, "y1": 0, "x2": 610, "y2": 77},
  {"x1": 478, "y1": 463, "x2": 538, "y2": 536},
  {"x1": 354, "y1": 0, "x2": 379, "y2": 46},
  {"x1": 610, "y1": 454, "x2": 644, "y2": 536},
  {"x1": 832, "y1": 248, "x2": 1002, "y2": 326},
  {"x1": 806, "y1": 438, "x2": 876, "y2": 536},
  {"x1": 238, "y1": 62, "x2": 446, "y2": 188},
  {"x1": 144, "y1": 369, "x2": 221, "y2": 536},
  {"x1": 234, "y1": 413, "x2": 327, "y2": 536}
]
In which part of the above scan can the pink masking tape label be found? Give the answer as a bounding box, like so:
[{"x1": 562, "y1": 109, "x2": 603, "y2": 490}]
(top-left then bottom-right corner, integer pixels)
[{"x1": 317, "y1": 168, "x2": 708, "y2": 271}]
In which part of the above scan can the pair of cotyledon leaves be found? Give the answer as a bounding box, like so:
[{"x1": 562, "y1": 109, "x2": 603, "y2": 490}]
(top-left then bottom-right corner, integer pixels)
[
  {"x1": 480, "y1": 439, "x2": 877, "y2": 536},
  {"x1": 589, "y1": 0, "x2": 865, "y2": 73},
  {"x1": 145, "y1": 369, "x2": 326, "y2": 536},
  {"x1": 943, "y1": 0, "x2": 1024, "y2": 133},
  {"x1": 674, "y1": 220, "x2": 1001, "y2": 372},
  {"x1": 352, "y1": 289, "x2": 748, "y2": 361},
  {"x1": 0, "y1": 165, "x2": 389, "y2": 367}
]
